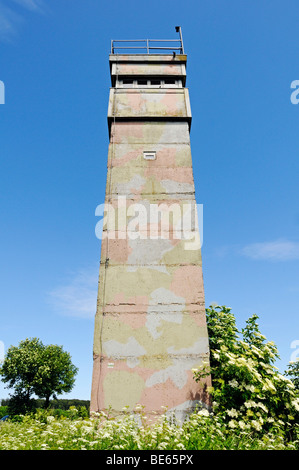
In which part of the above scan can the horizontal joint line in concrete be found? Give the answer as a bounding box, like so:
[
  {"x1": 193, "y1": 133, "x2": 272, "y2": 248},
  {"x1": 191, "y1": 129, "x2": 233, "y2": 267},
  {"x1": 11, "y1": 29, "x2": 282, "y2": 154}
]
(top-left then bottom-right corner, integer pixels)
[{"x1": 100, "y1": 354, "x2": 209, "y2": 360}]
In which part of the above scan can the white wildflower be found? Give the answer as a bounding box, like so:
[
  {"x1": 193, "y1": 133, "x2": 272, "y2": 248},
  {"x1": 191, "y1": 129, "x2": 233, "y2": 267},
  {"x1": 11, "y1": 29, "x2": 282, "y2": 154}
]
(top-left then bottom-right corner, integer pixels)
[
  {"x1": 135, "y1": 404, "x2": 144, "y2": 411},
  {"x1": 158, "y1": 442, "x2": 167, "y2": 450},
  {"x1": 251, "y1": 420, "x2": 262, "y2": 431},
  {"x1": 291, "y1": 399, "x2": 299, "y2": 412},
  {"x1": 257, "y1": 402, "x2": 268, "y2": 413},
  {"x1": 244, "y1": 400, "x2": 256, "y2": 408},
  {"x1": 176, "y1": 443, "x2": 185, "y2": 450},
  {"x1": 228, "y1": 379, "x2": 239, "y2": 388},
  {"x1": 262, "y1": 378, "x2": 276, "y2": 392},
  {"x1": 227, "y1": 408, "x2": 238, "y2": 418},
  {"x1": 228, "y1": 420, "x2": 237, "y2": 428},
  {"x1": 198, "y1": 408, "x2": 210, "y2": 417},
  {"x1": 243, "y1": 383, "x2": 255, "y2": 392}
]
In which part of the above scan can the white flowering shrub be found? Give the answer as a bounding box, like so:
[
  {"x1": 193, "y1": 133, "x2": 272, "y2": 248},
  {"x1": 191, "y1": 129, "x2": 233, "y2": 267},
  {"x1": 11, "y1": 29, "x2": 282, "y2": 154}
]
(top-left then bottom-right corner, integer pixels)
[
  {"x1": 285, "y1": 359, "x2": 299, "y2": 391},
  {"x1": 0, "y1": 306, "x2": 298, "y2": 450},
  {"x1": 193, "y1": 306, "x2": 299, "y2": 442}
]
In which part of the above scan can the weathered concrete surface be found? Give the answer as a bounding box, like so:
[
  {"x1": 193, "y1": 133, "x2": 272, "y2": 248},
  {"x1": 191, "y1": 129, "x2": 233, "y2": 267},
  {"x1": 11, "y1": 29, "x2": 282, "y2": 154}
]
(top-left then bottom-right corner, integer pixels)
[
  {"x1": 91, "y1": 55, "x2": 211, "y2": 422},
  {"x1": 109, "y1": 54, "x2": 187, "y2": 80},
  {"x1": 108, "y1": 89, "x2": 191, "y2": 120},
  {"x1": 111, "y1": 62, "x2": 186, "y2": 80}
]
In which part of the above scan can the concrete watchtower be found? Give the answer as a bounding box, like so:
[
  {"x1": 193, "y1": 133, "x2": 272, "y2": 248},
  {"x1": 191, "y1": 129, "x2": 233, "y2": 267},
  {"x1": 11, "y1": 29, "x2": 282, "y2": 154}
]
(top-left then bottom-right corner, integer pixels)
[{"x1": 91, "y1": 28, "x2": 211, "y2": 422}]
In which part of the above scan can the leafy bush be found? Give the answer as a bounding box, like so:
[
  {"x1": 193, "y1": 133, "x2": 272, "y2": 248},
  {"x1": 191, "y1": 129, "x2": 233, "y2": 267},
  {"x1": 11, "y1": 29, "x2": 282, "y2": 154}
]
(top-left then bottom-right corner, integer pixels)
[
  {"x1": 1, "y1": 398, "x2": 90, "y2": 416},
  {"x1": 0, "y1": 406, "x2": 8, "y2": 419},
  {"x1": 37, "y1": 399, "x2": 90, "y2": 411},
  {"x1": 33, "y1": 405, "x2": 89, "y2": 422},
  {"x1": 193, "y1": 305, "x2": 299, "y2": 441},
  {"x1": 285, "y1": 359, "x2": 299, "y2": 391},
  {"x1": 5, "y1": 392, "x2": 37, "y2": 417},
  {"x1": 1, "y1": 306, "x2": 298, "y2": 450}
]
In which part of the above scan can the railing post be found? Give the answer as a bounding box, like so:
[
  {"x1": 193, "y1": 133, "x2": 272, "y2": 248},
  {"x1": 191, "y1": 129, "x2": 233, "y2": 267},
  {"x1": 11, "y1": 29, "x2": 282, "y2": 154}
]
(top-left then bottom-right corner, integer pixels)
[{"x1": 175, "y1": 26, "x2": 184, "y2": 54}]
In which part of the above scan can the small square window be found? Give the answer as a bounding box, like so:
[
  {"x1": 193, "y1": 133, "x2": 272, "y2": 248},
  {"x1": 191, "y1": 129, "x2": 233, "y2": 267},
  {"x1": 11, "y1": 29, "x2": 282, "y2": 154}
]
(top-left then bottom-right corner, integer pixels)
[
  {"x1": 143, "y1": 151, "x2": 156, "y2": 161},
  {"x1": 150, "y1": 79, "x2": 161, "y2": 86},
  {"x1": 137, "y1": 79, "x2": 148, "y2": 86},
  {"x1": 164, "y1": 79, "x2": 176, "y2": 85},
  {"x1": 122, "y1": 79, "x2": 135, "y2": 88}
]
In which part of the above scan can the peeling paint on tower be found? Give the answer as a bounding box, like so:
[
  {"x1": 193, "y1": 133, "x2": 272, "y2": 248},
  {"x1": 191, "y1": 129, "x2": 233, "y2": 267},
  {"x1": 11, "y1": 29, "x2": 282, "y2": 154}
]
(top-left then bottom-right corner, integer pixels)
[{"x1": 91, "y1": 30, "x2": 211, "y2": 422}]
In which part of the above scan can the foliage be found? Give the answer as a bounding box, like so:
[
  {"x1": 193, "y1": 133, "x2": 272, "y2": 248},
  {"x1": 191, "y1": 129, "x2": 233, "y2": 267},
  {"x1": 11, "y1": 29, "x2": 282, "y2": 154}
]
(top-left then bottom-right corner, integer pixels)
[
  {"x1": 4, "y1": 392, "x2": 37, "y2": 416},
  {"x1": 1, "y1": 307, "x2": 298, "y2": 450},
  {"x1": 1, "y1": 398, "x2": 90, "y2": 413},
  {"x1": 0, "y1": 406, "x2": 8, "y2": 419},
  {"x1": 0, "y1": 338, "x2": 78, "y2": 413},
  {"x1": 285, "y1": 359, "x2": 299, "y2": 391},
  {"x1": 35, "y1": 398, "x2": 90, "y2": 411},
  {"x1": 31, "y1": 405, "x2": 89, "y2": 422},
  {"x1": 193, "y1": 305, "x2": 299, "y2": 441},
  {"x1": 0, "y1": 406, "x2": 297, "y2": 450}
]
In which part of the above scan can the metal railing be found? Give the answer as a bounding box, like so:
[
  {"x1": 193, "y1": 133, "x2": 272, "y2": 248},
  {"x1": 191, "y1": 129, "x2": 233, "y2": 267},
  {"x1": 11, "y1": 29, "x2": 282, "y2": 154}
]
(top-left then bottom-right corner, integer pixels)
[{"x1": 111, "y1": 26, "x2": 184, "y2": 55}]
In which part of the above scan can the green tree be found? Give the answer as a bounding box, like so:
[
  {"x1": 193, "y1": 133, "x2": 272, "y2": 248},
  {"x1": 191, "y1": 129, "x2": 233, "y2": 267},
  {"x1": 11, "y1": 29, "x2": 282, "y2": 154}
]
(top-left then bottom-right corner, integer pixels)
[
  {"x1": 33, "y1": 343, "x2": 78, "y2": 408},
  {"x1": 0, "y1": 338, "x2": 78, "y2": 412}
]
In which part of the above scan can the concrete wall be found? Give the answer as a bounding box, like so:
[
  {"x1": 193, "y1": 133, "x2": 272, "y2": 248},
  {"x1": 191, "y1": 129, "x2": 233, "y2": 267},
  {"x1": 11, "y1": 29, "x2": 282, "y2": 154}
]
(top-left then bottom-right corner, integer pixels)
[
  {"x1": 91, "y1": 56, "x2": 211, "y2": 422},
  {"x1": 108, "y1": 89, "x2": 191, "y2": 119}
]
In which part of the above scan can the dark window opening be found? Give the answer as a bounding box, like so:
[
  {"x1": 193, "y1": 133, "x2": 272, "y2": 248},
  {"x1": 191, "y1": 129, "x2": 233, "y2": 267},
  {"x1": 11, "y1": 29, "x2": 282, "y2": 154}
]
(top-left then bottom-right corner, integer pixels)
[
  {"x1": 164, "y1": 79, "x2": 176, "y2": 85},
  {"x1": 137, "y1": 79, "x2": 148, "y2": 86},
  {"x1": 123, "y1": 79, "x2": 134, "y2": 85}
]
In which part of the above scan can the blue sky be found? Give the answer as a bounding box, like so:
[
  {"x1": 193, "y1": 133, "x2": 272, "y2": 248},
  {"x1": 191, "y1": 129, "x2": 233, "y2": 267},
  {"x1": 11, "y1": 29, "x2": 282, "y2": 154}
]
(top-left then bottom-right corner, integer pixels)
[{"x1": 0, "y1": 0, "x2": 298, "y2": 401}]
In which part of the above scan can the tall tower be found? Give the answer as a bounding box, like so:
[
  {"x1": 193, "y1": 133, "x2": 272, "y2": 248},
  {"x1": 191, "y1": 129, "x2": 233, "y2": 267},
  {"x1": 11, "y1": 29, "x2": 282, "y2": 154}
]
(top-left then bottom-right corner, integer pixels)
[{"x1": 91, "y1": 28, "x2": 211, "y2": 422}]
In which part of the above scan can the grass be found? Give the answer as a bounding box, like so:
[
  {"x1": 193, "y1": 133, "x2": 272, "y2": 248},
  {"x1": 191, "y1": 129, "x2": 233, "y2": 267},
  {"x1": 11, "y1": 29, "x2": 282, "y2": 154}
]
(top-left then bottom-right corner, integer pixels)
[{"x1": 0, "y1": 407, "x2": 298, "y2": 450}]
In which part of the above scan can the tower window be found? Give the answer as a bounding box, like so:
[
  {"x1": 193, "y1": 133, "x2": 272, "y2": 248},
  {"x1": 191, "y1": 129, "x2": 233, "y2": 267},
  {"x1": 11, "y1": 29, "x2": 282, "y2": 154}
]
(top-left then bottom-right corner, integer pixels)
[
  {"x1": 137, "y1": 79, "x2": 148, "y2": 86},
  {"x1": 122, "y1": 79, "x2": 134, "y2": 87},
  {"x1": 164, "y1": 79, "x2": 176, "y2": 85},
  {"x1": 116, "y1": 78, "x2": 183, "y2": 88},
  {"x1": 150, "y1": 79, "x2": 161, "y2": 86},
  {"x1": 164, "y1": 79, "x2": 182, "y2": 88}
]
